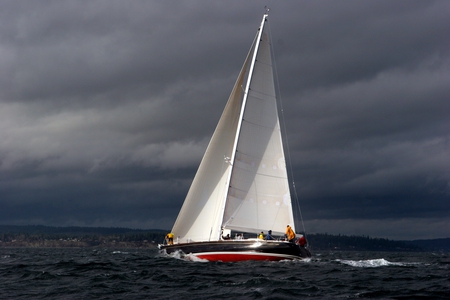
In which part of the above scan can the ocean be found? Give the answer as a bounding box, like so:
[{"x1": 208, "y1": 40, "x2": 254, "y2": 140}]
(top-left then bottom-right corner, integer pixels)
[{"x1": 1, "y1": 248, "x2": 448, "y2": 299}]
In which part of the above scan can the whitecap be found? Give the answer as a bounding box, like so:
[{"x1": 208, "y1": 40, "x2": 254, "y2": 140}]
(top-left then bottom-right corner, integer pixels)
[{"x1": 336, "y1": 258, "x2": 406, "y2": 268}]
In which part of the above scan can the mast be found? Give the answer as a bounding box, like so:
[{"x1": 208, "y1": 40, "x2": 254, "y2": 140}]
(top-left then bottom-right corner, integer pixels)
[{"x1": 217, "y1": 13, "x2": 269, "y2": 237}]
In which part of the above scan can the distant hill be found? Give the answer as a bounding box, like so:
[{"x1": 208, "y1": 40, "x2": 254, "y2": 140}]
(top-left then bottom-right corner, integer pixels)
[
  {"x1": 0, "y1": 225, "x2": 448, "y2": 252},
  {"x1": 306, "y1": 233, "x2": 422, "y2": 252},
  {"x1": 0, "y1": 225, "x2": 166, "y2": 235},
  {"x1": 404, "y1": 238, "x2": 450, "y2": 252},
  {"x1": 0, "y1": 225, "x2": 167, "y2": 248}
]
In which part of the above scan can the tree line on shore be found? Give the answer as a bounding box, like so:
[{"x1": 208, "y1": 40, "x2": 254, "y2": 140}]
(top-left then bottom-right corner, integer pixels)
[
  {"x1": 0, "y1": 225, "x2": 447, "y2": 252},
  {"x1": 0, "y1": 225, "x2": 166, "y2": 248}
]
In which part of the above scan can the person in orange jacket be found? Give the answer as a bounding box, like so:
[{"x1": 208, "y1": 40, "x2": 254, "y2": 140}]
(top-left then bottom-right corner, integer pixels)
[{"x1": 285, "y1": 225, "x2": 296, "y2": 243}]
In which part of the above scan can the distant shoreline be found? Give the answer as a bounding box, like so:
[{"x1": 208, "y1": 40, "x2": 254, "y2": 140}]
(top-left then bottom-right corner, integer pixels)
[
  {"x1": 0, "y1": 240, "x2": 159, "y2": 249},
  {"x1": 0, "y1": 225, "x2": 448, "y2": 252}
]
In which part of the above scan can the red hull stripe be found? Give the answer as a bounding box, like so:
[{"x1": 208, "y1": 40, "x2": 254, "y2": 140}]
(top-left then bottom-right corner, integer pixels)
[{"x1": 193, "y1": 251, "x2": 299, "y2": 262}]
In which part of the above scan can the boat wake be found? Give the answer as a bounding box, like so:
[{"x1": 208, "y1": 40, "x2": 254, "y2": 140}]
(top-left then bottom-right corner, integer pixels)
[
  {"x1": 159, "y1": 249, "x2": 209, "y2": 262},
  {"x1": 336, "y1": 258, "x2": 417, "y2": 268},
  {"x1": 184, "y1": 254, "x2": 209, "y2": 262}
]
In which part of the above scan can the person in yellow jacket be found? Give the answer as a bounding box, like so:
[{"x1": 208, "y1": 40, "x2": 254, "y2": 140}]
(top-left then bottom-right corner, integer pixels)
[
  {"x1": 285, "y1": 225, "x2": 296, "y2": 243},
  {"x1": 258, "y1": 231, "x2": 264, "y2": 239},
  {"x1": 165, "y1": 232, "x2": 174, "y2": 245}
]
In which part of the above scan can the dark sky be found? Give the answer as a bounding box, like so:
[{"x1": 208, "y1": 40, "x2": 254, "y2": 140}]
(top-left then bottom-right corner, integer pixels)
[{"x1": 1, "y1": 0, "x2": 449, "y2": 240}]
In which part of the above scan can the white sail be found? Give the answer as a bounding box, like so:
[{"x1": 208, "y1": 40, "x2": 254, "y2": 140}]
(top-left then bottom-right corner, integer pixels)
[{"x1": 171, "y1": 14, "x2": 295, "y2": 243}]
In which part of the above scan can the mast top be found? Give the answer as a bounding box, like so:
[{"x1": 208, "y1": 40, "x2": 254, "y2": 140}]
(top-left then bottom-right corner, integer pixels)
[{"x1": 264, "y1": 6, "x2": 270, "y2": 15}]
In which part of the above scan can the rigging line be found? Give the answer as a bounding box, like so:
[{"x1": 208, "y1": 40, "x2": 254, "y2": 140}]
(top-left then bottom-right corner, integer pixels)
[{"x1": 267, "y1": 15, "x2": 308, "y2": 238}]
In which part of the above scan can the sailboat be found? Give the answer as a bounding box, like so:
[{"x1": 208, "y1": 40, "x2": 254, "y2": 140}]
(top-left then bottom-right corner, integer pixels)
[{"x1": 159, "y1": 12, "x2": 311, "y2": 262}]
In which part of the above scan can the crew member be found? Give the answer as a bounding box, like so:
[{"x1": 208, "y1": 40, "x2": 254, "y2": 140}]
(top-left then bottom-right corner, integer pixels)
[
  {"x1": 285, "y1": 225, "x2": 296, "y2": 243},
  {"x1": 166, "y1": 232, "x2": 174, "y2": 245},
  {"x1": 264, "y1": 230, "x2": 274, "y2": 240},
  {"x1": 297, "y1": 235, "x2": 307, "y2": 247},
  {"x1": 258, "y1": 231, "x2": 264, "y2": 239}
]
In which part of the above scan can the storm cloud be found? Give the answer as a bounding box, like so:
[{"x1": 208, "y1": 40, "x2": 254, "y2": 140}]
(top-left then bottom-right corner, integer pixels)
[{"x1": 0, "y1": 0, "x2": 449, "y2": 240}]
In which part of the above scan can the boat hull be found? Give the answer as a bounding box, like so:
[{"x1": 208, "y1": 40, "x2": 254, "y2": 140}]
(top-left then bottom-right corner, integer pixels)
[{"x1": 158, "y1": 240, "x2": 311, "y2": 262}]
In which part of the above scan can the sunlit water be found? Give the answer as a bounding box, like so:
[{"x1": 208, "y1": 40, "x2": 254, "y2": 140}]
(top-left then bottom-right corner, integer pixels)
[{"x1": 1, "y1": 248, "x2": 449, "y2": 299}]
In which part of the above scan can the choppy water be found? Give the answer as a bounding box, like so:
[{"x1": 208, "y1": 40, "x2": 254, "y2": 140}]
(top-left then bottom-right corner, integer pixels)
[{"x1": 1, "y1": 248, "x2": 449, "y2": 299}]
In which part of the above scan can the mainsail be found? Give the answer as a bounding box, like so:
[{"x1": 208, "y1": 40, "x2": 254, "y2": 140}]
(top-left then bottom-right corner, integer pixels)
[{"x1": 171, "y1": 14, "x2": 295, "y2": 243}]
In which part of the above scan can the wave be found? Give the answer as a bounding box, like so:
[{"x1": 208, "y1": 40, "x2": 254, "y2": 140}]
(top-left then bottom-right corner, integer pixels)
[
  {"x1": 158, "y1": 249, "x2": 209, "y2": 262},
  {"x1": 112, "y1": 250, "x2": 129, "y2": 254},
  {"x1": 336, "y1": 258, "x2": 416, "y2": 268}
]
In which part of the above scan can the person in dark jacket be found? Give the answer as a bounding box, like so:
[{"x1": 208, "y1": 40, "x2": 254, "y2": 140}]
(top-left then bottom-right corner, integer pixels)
[{"x1": 264, "y1": 230, "x2": 274, "y2": 240}]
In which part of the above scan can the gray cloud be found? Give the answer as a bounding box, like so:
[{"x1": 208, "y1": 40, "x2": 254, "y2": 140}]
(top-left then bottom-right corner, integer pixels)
[{"x1": 0, "y1": 0, "x2": 449, "y2": 239}]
